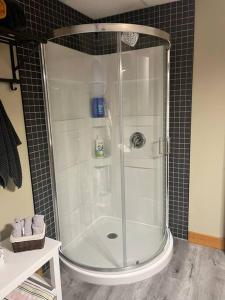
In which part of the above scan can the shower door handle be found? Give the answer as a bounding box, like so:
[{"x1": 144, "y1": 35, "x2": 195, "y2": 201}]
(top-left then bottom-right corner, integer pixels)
[
  {"x1": 159, "y1": 138, "x2": 164, "y2": 155},
  {"x1": 166, "y1": 137, "x2": 170, "y2": 155},
  {"x1": 159, "y1": 137, "x2": 170, "y2": 155}
]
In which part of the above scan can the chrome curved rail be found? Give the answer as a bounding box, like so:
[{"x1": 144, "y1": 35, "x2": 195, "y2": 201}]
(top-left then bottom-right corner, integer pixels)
[{"x1": 49, "y1": 23, "x2": 170, "y2": 45}]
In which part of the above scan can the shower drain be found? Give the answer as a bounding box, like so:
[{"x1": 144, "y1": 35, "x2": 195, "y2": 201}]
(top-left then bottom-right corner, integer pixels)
[{"x1": 107, "y1": 233, "x2": 118, "y2": 239}]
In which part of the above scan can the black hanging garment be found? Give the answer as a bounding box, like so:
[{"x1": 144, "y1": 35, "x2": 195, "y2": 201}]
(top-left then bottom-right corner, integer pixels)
[
  {"x1": 0, "y1": 0, "x2": 26, "y2": 31},
  {"x1": 0, "y1": 100, "x2": 22, "y2": 188}
]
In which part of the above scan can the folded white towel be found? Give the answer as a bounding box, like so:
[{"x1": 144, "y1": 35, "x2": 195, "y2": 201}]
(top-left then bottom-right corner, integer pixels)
[
  {"x1": 12, "y1": 222, "x2": 22, "y2": 237},
  {"x1": 33, "y1": 215, "x2": 44, "y2": 226},
  {"x1": 21, "y1": 219, "x2": 25, "y2": 236},
  {"x1": 4, "y1": 278, "x2": 55, "y2": 300},
  {"x1": 12, "y1": 215, "x2": 45, "y2": 237},
  {"x1": 24, "y1": 217, "x2": 32, "y2": 236},
  {"x1": 32, "y1": 224, "x2": 44, "y2": 235},
  {"x1": 0, "y1": 247, "x2": 4, "y2": 265}
]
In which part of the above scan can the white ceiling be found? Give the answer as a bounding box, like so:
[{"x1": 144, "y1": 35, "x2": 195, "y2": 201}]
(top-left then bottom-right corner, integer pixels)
[{"x1": 60, "y1": 0, "x2": 178, "y2": 20}]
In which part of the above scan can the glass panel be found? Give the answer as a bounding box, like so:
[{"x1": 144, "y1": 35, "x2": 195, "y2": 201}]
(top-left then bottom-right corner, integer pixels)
[
  {"x1": 120, "y1": 33, "x2": 168, "y2": 266},
  {"x1": 45, "y1": 31, "x2": 126, "y2": 269},
  {"x1": 44, "y1": 29, "x2": 169, "y2": 271}
]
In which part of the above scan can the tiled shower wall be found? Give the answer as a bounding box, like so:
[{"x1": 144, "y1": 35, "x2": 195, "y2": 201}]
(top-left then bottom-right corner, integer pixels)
[
  {"x1": 15, "y1": 0, "x2": 92, "y2": 238},
  {"x1": 15, "y1": 0, "x2": 194, "y2": 239}
]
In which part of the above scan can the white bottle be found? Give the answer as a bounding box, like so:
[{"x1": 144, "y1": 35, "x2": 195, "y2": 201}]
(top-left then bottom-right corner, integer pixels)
[{"x1": 95, "y1": 135, "x2": 104, "y2": 158}]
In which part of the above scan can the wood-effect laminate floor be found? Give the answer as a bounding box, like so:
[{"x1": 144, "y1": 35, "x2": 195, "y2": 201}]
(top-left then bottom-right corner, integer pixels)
[{"x1": 61, "y1": 238, "x2": 225, "y2": 300}]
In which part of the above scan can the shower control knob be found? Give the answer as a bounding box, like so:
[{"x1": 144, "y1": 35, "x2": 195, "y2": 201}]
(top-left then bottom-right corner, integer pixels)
[{"x1": 130, "y1": 132, "x2": 146, "y2": 149}]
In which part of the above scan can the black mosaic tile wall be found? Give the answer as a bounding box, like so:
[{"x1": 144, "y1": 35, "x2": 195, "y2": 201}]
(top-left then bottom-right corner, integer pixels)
[
  {"x1": 15, "y1": 0, "x2": 92, "y2": 238},
  {"x1": 97, "y1": 0, "x2": 195, "y2": 239},
  {"x1": 14, "y1": 0, "x2": 194, "y2": 240}
]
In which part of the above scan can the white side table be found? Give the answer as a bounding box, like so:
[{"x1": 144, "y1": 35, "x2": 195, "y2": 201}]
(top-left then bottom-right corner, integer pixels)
[{"x1": 0, "y1": 237, "x2": 62, "y2": 299}]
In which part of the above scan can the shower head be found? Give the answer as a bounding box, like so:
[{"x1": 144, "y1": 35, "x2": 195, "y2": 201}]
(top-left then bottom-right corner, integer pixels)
[{"x1": 121, "y1": 32, "x2": 139, "y2": 47}]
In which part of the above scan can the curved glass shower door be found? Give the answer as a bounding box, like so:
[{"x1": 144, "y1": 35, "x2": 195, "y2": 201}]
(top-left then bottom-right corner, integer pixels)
[
  {"x1": 44, "y1": 26, "x2": 169, "y2": 271},
  {"x1": 120, "y1": 33, "x2": 168, "y2": 266}
]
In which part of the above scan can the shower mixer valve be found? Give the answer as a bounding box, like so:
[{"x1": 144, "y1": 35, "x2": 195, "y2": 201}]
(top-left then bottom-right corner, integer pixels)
[{"x1": 130, "y1": 132, "x2": 146, "y2": 149}]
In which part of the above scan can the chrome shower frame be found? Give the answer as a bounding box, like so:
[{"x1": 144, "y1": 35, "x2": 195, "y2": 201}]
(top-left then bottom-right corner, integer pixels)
[
  {"x1": 49, "y1": 23, "x2": 170, "y2": 44},
  {"x1": 40, "y1": 23, "x2": 171, "y2": 273}
]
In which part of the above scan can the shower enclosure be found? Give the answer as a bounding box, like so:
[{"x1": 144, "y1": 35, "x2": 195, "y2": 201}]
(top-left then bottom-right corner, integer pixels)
[{"x1": 41, "y1": 23, "x2": 173, "y2": 285}]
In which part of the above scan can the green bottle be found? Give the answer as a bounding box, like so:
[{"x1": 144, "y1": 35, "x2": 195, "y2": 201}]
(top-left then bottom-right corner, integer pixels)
[{"x1": 95, "y1": 135, "x2": 104, "y2": 158}]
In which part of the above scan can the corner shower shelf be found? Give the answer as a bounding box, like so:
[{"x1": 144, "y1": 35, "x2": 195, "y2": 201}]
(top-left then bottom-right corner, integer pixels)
[
  {"x1": 89, "y1": 81, "x2": 106, "y2": 92},
  {"x1": 89, "y1": 81, "x2": 106, "y2": 85},
  {"x1": 92, "y1": 157, "x2": 111, "y2": 168},
  {"x1": 92, "y1": 117, "x2": 110, "y2": 128},
  {"x1": 115, "y1": 78, "x2": 160, "y2": 83}
]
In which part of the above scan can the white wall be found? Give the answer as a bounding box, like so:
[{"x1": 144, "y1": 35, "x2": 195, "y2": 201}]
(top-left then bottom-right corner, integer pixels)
[
  {"x1": 0, "y1": 44, "x2": 34, "y2": 241},
  {"x1": 189, "y1": 0, "x2": 225, "y2": 237}
]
